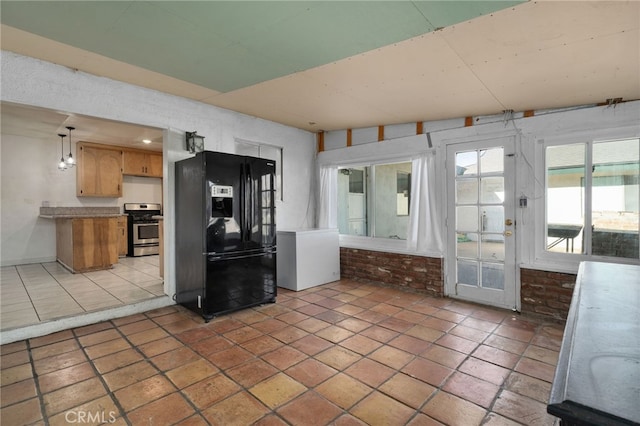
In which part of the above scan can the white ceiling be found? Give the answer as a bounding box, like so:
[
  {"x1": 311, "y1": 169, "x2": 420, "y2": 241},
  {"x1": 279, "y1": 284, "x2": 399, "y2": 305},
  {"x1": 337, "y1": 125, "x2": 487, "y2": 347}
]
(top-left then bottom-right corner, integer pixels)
[
  {"x1": 1, "y1": 0, "x2": 639, "y2": 138},
  {"x1": 1, "y1": 102, "x2": 164, "y2": 151}
]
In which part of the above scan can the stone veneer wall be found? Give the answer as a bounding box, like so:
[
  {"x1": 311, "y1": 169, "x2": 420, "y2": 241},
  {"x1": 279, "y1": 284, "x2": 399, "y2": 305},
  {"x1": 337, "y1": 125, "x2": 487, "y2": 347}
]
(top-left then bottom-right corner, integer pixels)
[
  {"x1": 340, "y1": 248, "x2": 443, "y2": 297},
  {"x1": 520, "y1": 268, "x2": 577, "y2": 320}
]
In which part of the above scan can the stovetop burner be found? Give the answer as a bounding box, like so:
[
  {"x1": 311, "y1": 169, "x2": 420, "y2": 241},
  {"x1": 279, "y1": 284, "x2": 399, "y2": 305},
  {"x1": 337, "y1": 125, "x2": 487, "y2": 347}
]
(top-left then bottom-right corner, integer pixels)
[{"x1": 124, "y1": 203, "x2": 162, "y2": 221}]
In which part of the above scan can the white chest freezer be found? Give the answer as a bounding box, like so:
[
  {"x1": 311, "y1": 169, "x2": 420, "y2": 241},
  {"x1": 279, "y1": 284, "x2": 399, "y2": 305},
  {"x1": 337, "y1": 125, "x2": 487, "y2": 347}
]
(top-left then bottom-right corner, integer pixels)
[{"x1": 276, "y1": 228, "x2": 340, "y2": 291}]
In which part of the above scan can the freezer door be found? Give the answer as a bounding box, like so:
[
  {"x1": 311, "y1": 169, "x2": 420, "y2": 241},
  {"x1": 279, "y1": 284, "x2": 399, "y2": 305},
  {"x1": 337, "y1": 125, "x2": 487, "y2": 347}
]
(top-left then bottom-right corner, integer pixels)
[
  {"x1": 203, "y1": 250, "x2": 277, "y2": 317},
  {"x1": 245, "y1": 156, "x2": 276, "y2": 250},
  {"x1": 204, "y1": 152, "x2": 245, "y2": 254}
]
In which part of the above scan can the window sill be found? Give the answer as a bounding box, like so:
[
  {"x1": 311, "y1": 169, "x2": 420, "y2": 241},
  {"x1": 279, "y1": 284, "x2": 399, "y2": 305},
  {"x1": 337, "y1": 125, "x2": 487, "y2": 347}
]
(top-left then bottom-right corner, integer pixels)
[
  {"x1": 522, "y1": 254, "x2": 640, "y2": 275},
  {"x1": 339, "y1": 235, "x2": 443, "y2": 258}
]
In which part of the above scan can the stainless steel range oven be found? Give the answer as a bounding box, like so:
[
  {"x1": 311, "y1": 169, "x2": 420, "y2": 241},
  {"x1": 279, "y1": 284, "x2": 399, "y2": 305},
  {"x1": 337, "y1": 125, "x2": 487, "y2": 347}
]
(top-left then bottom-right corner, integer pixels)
[{"x1": 124, "y1": 203, "x2": 161, "y2": 256}]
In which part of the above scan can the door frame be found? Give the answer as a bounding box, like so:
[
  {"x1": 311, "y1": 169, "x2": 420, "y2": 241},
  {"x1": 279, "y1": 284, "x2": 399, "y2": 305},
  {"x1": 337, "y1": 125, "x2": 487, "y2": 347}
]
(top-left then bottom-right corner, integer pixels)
[{"x1": 440, "y1": 131, "x2": 520, "y2": 311}]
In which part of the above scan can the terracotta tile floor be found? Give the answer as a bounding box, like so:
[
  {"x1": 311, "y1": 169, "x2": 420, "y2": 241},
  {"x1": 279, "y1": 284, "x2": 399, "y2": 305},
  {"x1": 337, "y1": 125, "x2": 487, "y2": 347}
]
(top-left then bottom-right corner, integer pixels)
[{"x1": 0, "y1": 279, "x2": 565, "y2": 425}]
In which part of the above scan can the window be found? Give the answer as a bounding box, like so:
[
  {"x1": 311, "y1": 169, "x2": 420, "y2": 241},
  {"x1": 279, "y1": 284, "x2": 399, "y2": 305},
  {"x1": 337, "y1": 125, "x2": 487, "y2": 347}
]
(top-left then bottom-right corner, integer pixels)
[
  {"x1": 545, "y1": 138, "x2": 639, "y2": 259},
  {"x1": 397, "y1": 171, "x2": 411, "y2": 216},
  {"x1": 235, "y1": 139, "x2": 283, "y2": 201},
  {"x1": 337, "y1": 162, "x2": 412, "y2": 239}
]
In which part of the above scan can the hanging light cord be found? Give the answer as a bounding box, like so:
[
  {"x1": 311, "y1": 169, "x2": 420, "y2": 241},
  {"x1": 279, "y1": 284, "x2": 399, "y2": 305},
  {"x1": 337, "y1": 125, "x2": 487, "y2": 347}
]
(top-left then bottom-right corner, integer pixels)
[
  {"x1": 66, "y1": 126, "x2": 76, "y2": 167},
  {"x1": 58, "y1": 133, "x2": 67, "y2": 171}
]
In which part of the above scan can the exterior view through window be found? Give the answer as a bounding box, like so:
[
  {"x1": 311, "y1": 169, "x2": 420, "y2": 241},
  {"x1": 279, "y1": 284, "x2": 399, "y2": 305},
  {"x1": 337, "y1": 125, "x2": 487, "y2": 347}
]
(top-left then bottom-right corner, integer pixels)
[
  {"x1": 337, "y1": 162, "x2": 412, "y2": 239},
  {"x1": 545, "y1": 138, "x2": 639, "y2": 259}
]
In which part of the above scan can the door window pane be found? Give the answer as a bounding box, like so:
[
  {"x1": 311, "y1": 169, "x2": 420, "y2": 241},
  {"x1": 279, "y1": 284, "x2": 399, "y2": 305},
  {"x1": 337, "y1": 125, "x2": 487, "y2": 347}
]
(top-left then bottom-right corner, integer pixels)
[
  {"x1": 481, "y1": 206, "x2": 504, "y2": 233},
  {"x1": 481, "y1": 177, "x2": 504, "y2": 204},
  {"x1": 457, "y1": 233, "x2": 478, "y2": 258},
  {"x1": 456, "y1": 206, "x2": 478, "y2": 232},
  {"x1": 480, "y1": 148, "x2": 504, "y2": 174},
  {"x1": 456, "y1": 179, "x2": 478, "y2": 204},
  {"x1": 481, "y1": 234, "x2": 505, "y2": 261},
  {"x1": 481, "y1": 263, "x2": 504, "y2": 289},
  {"x1": 457, "y1": 261, "x2": 478, "y2": 287},
  {"x1": 456, "y1": 151, "x2": 478, "y2": 176}
]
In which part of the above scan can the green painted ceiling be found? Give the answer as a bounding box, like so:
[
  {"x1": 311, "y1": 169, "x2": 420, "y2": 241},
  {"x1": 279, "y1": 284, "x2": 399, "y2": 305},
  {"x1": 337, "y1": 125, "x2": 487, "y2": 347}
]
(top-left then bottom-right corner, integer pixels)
[{"x1": 1, "y1": 1, "x2": 523, "y2": 93}]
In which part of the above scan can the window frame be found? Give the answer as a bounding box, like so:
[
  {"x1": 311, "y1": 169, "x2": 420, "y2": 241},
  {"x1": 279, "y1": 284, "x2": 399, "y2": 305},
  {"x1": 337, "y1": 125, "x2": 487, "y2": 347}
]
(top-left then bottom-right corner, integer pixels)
[{"x1": 534, "y1": 128, "x2": 640, "y2": 268}]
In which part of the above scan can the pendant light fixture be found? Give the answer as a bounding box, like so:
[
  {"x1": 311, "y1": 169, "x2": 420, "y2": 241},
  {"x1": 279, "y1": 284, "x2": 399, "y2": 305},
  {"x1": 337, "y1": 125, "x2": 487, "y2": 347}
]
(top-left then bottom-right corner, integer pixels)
[
  {"x1": 65, "y1": 126, "x2": 76, "y2": 167},
  {"x1": 57, "y1": 133, "x2": 67, "y2": 171}
]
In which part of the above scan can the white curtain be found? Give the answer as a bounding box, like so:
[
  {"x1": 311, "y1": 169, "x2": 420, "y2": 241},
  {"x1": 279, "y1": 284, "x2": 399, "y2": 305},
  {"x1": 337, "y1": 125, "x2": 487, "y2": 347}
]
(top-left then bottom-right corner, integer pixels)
[
  {"x1": 407, "y1": 152, "x2": 443, "y2": 253},
  {"x1": 318, "y1": 166, "x2": 338, "y2": 228}
]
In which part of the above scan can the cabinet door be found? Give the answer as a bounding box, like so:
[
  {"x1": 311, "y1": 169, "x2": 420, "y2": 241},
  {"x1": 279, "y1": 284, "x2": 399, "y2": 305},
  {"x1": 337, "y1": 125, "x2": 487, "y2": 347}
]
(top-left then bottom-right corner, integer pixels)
[
  {"x1": 147, "y1": 152, "x2": 163, "y2": 177},
  {"x1": 77, "y1": 144, "x2": 123, "y2": 197},
  {"x1": 123, "y1": 150, "x2": 163, "y2": 177},
  {"x1": 123, "y1": 150, "x2": 148, "y2": 176},
  {"x1": 117, "y1": 216, "x2": 128, "y2": 256},
  {"x1": 72, "y1": 217, "x2": 118, "y2": 271}
]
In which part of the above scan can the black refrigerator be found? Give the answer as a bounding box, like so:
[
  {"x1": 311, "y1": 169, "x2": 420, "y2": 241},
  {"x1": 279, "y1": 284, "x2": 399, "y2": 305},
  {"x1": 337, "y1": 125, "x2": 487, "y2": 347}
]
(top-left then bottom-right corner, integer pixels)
[{"x1": 175, "y1": 151, "x2": 276, "y2": 321}]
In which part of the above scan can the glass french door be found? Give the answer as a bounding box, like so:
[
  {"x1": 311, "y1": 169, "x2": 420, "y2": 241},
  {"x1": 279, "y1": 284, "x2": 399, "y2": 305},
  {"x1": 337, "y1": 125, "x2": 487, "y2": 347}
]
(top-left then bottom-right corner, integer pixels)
[{"x1": 446, "y1": 137, "x2": 516, "y2": 310}]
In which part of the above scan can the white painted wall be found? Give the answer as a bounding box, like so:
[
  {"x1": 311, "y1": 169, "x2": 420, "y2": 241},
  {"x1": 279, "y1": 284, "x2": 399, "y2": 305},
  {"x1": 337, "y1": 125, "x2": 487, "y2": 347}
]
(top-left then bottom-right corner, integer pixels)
[{"x1": 1, "y1": 52, "x2": 316, "y2": 294}]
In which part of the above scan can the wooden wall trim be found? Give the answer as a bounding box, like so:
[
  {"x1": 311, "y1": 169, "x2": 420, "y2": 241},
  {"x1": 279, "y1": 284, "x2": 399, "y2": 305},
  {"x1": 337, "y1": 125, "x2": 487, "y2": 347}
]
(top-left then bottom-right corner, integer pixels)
[
  {"x1": 378, "y1": 125, "x2": 384, "y2": 141},
  {"x1": 347, "y1": 129, "x2": 352, "y2": 147},
  {"x1": 317, "y1": 131, "x2": 325, "y2": 153},
  {"x1": 416, "y1": 122, "x2": 423, "y2": 135},
  {"x1": 464, "y1": 116, "x2": 473, "y2": 127}
]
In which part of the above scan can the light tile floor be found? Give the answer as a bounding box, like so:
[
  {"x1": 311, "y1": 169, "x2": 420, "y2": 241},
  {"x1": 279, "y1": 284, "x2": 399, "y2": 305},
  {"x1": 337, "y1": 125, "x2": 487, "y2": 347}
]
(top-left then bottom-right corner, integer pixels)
[
  {"x1": 1, "y1": 256, "x2": 164, "y2": 331},
  {"x1": 0, "y1": 279, "x2": 565, "y2": 425}
]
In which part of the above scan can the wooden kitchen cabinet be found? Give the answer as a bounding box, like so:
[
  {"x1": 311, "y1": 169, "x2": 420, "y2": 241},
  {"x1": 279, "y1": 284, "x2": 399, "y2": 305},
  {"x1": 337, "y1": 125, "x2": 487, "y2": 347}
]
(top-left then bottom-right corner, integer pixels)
[
  {"x1": 123, "y1": 149, "x2": 162, "y2": 177},
  {"x1": 117, "y1": 215, "x2": 128, "y2": 257},
  {"x1": 76, "y1": 142, "x2": 123, "y2": 197},
  {"x1": 56, "y1": 217, "x2": 118, "y2": 273}
]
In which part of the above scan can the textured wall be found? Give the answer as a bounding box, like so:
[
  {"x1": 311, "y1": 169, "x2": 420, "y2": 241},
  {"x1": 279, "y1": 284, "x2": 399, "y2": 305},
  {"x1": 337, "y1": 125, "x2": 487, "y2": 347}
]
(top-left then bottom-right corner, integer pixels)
[{"x1": 340, "y1": 247, "x2": 443, "y2": 297}]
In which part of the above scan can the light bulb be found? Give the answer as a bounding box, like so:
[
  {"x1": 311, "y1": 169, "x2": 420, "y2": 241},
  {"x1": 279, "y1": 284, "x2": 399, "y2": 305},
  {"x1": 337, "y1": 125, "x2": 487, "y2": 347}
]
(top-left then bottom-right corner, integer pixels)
[
  {"x1": 66, "y1": 154, "x2": 75, "y2": 166},
  {"x1": 58, "y1": 158, "x2": 67, "y2": 170}
]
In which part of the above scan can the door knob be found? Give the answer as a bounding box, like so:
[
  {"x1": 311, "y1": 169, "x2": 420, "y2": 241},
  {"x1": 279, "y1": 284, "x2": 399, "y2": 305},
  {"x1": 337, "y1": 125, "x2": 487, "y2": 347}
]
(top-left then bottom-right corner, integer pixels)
[
  {"x1": 505, "y1": 219, "x2": 513, "y2": 226},
  {"x1": 505, "y1": 230, "x2": 513, "y2": 236}
]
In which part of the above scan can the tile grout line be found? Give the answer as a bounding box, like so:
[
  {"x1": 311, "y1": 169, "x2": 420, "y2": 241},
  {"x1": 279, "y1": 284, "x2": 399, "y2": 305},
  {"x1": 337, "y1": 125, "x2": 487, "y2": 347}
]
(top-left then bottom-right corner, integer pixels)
[
  {"x1": 13, "y1": 265, "x2": 42, "y2": 323},
  {"x1": 69, "y1": 323, "x2": 132, "y2": 425},
  {"x1": 26, "y1": 338, "x2": 50, "y2": 426}
]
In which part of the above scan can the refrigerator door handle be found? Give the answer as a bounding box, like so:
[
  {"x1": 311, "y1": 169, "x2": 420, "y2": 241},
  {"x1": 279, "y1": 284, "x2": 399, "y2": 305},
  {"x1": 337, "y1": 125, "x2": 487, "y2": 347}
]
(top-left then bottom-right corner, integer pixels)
[
  {"x1": 239, "y1": 163, "x2": 245, "y2": 243},
  {"x1": 245, "y1": 163, "x2": 252, "y2": 242}
]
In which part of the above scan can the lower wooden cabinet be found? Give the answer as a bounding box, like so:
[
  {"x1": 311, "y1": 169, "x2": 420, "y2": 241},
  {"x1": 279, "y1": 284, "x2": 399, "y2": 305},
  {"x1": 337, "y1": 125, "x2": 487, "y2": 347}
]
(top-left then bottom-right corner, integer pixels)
[
  {"x1": 56, "y1": 217, "x2": 118, "y2": 273},
  {"x1": 117, "y1": 215, "x2": 128, "y2": 257}
]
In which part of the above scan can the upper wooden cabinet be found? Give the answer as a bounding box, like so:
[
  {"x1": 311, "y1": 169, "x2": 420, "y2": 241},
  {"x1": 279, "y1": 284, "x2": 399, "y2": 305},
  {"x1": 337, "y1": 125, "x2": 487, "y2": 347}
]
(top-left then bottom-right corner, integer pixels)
[
  {"x1": 76, "y1": 142, "x2": 123, "y2": 197},
  {"x1": 123, "y1": 149, "x2": 162, "y2": 177}
]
